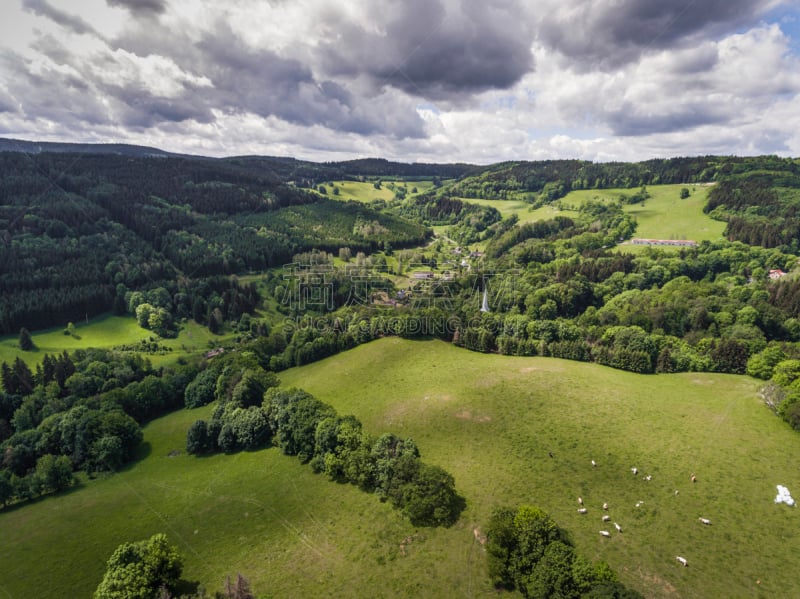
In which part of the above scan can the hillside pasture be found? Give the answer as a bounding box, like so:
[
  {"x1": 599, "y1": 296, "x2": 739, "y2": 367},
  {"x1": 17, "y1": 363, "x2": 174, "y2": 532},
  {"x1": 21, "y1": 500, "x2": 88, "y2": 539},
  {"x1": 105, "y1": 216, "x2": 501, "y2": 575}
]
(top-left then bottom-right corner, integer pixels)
[
  {"x1": 0, "y1": 314, "x2": 151, "y2": 367},
  {"x1": 0, "y1": 315, "x2": 232, "y2": 370},
  {"x1": 457, "y1": 197, "x2": 543, "y2": 224},
  {"x1": 561, "y1": 184, "x2": 726, "y2": 245},
  {"x1": 319, "y1": 180, "x2": 436, "y2": 203},
  {"x1": 279, "y1": 338, "x2": 799, "y2": 598},
  {"x1": 1, "y1": 339, "x2": 798, "y2": 598},
  {"x1": 461, "y1": 185, "x2": 726, "y2": 248}
]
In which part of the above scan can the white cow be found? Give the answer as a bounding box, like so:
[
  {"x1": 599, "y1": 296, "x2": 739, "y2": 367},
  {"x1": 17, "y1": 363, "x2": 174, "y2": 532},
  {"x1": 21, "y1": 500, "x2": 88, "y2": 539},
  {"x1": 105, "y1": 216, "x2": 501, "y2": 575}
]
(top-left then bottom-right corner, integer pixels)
[
  {"x1": 600, "y1": 530, "x2": 611, "y2": 537},
  {"x1": 578, "y1": 497, "x2": 583, "y2": 505},
  {"x1": 602, "y1": 515, "x2": 611, "y2": 522},
  {"x1": 631, "y1": 467, "x2": 638, "y2": 475},
  {"x1": 676, "y1": 556, "x2": 688, "y2": 567},
  {"x1": 699, "y1": 517, "x2": 711, "y2": 525},
  {"x1": 614, "y1": 522, "x2": 622, "y2": 532},
  {"x1": 578, "y1": 508, "x2": 588, "y2": 514}
]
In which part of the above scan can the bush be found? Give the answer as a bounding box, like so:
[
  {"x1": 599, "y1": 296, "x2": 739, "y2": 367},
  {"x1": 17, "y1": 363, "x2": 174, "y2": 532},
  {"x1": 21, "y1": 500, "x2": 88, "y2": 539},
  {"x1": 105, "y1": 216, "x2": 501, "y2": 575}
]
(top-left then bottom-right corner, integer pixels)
[
  {"x1": 184, "y1": 368, "x2": 218, "y2": 409},
  {"x1": 94, "y1": 533, "x2": 183, "y2": 599}
]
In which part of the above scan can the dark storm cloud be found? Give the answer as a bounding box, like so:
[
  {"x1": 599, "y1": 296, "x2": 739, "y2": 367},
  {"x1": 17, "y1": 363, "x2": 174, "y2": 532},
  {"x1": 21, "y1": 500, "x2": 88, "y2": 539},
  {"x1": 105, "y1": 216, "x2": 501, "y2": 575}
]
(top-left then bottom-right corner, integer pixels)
[
  {"x1": 0, "y1": 49, "x2": 109, "y2": 126},
  {"x1": 540, "y1": 0, "x2": 778, "y2": 70},
  {"x1": 110, "y1": 18, "x2": 426, "y2": 137},
  {"x1": 317, "y1": 0, "x2": 534, "y2": 99},
  {"x1": 196, "y1": 21, "x2": 426, "y2": 136},
  {"x1": 106, "y1": 0, "x2": 166, "y2": 17},
  {"x1": 605, "y1": 102, "x2": 729, "y2": 136},
  {"x1": 1, "y1": 33, "x2": 210, "y2": 131},
  {"x1": 0, "y1": 88, "x2": 17, "y2": 113},
  {"x1": 101, "y1": 82, "x2": 216, "y2": 128},
  {"x1": 661, "y1": 44, "x2": 720, "y2": 75},
  {"x1": 21, "y1": 0, "x2": 100, "y2": 37}
]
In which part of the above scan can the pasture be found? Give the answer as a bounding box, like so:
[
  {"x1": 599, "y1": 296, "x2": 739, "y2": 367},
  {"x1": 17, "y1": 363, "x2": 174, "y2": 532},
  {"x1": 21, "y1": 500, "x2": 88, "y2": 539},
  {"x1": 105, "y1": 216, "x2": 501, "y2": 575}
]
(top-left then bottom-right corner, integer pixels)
[
  {"x1": 321, "y1": 180, "x2": 436, "y2": 203},
  {"x1": 0, "y1": 314, "x2": 151, "y2": 367},
  {"x1": 461, "y1": 184, "x2": 726, "y2": 249},
  {"x1": 1, "y1": 338, "x2": 798, "y2": 598},
  {"x1": 458, "y1": 197, "x2": 544, "y2": 224},
  {"x1": 561, "y1": 184, "x2": 726, "y2": 245},
  {"x1": 0, "y1": 315, "x2": 230, "y2": 370}
]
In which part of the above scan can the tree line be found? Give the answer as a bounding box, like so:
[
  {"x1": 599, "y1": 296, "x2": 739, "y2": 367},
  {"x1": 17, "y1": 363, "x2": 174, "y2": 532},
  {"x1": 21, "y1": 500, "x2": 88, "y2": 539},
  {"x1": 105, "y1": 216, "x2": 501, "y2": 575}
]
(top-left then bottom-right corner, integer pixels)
[
  {"x1": 184, "y1": 352, "x2": 464, "y2": 527},
  {"x1": 0, "y1": 348, "x2": 200, "y2": 508}
]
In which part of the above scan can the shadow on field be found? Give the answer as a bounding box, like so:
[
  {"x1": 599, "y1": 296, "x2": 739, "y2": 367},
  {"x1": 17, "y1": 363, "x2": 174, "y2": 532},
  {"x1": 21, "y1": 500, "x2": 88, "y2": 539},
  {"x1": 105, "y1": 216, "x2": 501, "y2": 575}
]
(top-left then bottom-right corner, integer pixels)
[
  {"x1": 119, "y1": 441, "x2": 152, "y2": 472},
  {"x1": 0, "y1": 480, "x2": 84, "y2": 515}
]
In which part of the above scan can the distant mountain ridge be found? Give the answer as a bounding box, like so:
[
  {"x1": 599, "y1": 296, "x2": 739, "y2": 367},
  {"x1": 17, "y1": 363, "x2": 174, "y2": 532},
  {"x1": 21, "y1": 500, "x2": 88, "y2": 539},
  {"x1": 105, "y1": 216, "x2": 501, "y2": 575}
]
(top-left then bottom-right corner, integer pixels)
[
  {"x1": 0, "y1": 137, "x2": 479, "y2": 179},
  {"x1": 0, "y1": 137, "x2": 182, "y2": 158}
]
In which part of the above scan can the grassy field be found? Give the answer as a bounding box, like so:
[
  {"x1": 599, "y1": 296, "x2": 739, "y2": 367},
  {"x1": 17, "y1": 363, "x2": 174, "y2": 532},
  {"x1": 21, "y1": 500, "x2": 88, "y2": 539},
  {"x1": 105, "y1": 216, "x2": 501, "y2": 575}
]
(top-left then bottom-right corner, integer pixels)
[
  {"x1": 0, "y1": 314, "x2": 152, "y2": 367},
  {"x1": 321, "y1": 180, "x2": 436, "y2": 203},
  {"x1": 0, "y1": 315, "x2": 231, "y2": 369},
  {"x1": 458, "y1": 197, "x2": 544, "y2": 224},
  {"x1": 561, "y1": 184, "x2": 726, "y2": 244},
  {"x1": 461, "y1": 185, "x2": 726, "y2": 249},
  {"x1": 1, "y1": 339, "x2": 797, "y2": 598}
]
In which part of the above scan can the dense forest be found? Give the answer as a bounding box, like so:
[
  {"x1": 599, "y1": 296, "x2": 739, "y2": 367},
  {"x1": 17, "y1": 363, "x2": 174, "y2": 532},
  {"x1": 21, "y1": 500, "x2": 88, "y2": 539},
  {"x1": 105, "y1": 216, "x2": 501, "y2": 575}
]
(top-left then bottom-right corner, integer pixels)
[{"x1": 0, "y1": 151, "x2": 430, "y2": 334}]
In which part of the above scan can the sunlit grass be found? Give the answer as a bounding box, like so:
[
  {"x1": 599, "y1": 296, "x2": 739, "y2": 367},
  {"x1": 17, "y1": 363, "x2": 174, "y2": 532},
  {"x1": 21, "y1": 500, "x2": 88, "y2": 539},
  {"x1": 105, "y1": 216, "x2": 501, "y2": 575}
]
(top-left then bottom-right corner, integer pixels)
[
  {"x1": 561, "y1": 184, "x2": 726, "y2": 244},
  {"x1": 0, "y1": 314, "x2": 151, "y2": 367},
  {"x1": 0, "y1": 315, "x2": 233, "y2": 369},
  {"x1": 4, "y1": 339, "x2": 797, "y2": 598}
]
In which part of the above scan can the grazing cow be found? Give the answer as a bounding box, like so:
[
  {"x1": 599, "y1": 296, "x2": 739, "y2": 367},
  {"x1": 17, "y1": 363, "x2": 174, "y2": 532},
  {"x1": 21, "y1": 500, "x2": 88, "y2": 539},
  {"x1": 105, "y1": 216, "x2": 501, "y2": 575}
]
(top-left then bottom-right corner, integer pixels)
[
  {"x1": 578, "y1": 497, "x2": 583, "y2": 506},
  {"x1": 548, "y1": 451, "x2": 554, "y2": 458},
  {"x1": 578, "y1": 508, "x2": 588, "y2": 514},
  {"x1": 644, "y1": 475, "x2": 652, "y2": 481},
  {"x1": 631, "y1": 467, "x2": 638, "y2": 475},
  {"x1": 675, "y1": 490, "x2": 680, "y2": 496},
  {"x1": 592, "y1": 460, "x2": 597, "y2": 467},
  {"x1": 600, "y1": 530, "x2": 611, "y2": 537},
  {"x1": 676, "y1": 556, "x2": 688, "y2": 567},
  {"x1": 602, "y1": 515, "x2": 611, "y2": 522},
  {"x1": 691, "y1": 474, "x2": 697, "y2": 483},
  {"x1": 602, "y1": 502, "x2": 609, "y2": 510},
  {"x1": 614, "y1": 522, "x2": 622, "y2": 532},
  {"x1": 699, "y1": 518, "x2": 711, "y2": 525}
]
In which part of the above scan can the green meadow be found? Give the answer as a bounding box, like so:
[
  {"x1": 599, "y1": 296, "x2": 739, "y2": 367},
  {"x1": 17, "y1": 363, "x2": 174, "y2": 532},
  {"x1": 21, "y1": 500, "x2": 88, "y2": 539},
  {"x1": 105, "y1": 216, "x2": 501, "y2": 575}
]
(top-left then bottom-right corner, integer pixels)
[
  {"x1": 322, "y1": 180, "x2": 436, "y2": 203},
  {"x1": 461, "y1": 184, "x2": 726, "y2": 249},
  {"x1": 561, "y1": 184, "x2": 726, "y2": 245},
  {"x1": 0, "y1": 314, "x2": 151, "y2": 367},
  {"x1": 0, "y1": 315, "x2": 231, "y2": 369},
  {"x1": 458, "y1": 197, "x2": 545, "y2": 224},
  {"x1": 2, "y1": 338, "x2": 798, "y2": 597}
]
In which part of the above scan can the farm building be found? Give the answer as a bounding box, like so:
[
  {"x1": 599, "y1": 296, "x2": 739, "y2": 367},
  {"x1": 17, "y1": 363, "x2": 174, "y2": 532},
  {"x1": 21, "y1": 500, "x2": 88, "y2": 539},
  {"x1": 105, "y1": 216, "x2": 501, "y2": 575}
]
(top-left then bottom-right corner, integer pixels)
[
  {"x1": 631, "y1": 238, "x2": 698, "y2": 247},
  {"x1": 411, "y1": 271, "x2": 434, "y2": 280}
]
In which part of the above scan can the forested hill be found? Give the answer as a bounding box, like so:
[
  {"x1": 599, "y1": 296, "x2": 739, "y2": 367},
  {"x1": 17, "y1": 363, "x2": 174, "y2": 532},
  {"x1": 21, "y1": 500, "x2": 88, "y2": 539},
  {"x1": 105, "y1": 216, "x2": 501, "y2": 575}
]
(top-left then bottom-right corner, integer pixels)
[
  {"x1": 445, "y1": 155, "x2": 800, "y2": 200},
  {"x1": 0, "y1": 137, "x2": 178, "y2": 158},
  {"x1": 3, "y1": 138, "x2": 800, "y2": 336},
  {"x1": 0, "y1": 150, "x2": 430, "y2": 334}
]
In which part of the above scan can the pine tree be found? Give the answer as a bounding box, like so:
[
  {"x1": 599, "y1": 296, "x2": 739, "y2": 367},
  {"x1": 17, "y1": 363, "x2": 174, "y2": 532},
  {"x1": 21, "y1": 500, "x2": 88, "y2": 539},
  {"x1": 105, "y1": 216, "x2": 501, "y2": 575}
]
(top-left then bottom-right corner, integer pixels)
[{"x1": 18, "y1": 327, "x2": 34, "y2": 351}]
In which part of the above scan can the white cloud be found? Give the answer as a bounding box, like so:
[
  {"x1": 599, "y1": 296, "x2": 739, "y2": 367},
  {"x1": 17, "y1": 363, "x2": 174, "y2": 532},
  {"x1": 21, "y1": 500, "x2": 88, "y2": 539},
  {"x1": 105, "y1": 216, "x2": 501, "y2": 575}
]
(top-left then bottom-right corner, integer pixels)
[{"x1": 0, "y1": 0, "x2": 799, "y2": 162}]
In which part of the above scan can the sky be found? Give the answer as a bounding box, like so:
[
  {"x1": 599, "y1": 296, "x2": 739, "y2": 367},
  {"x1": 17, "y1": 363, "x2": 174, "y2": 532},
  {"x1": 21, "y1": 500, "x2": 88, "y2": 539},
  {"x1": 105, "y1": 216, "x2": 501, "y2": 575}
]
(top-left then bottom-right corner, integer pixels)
[{"x1": 1, "y1": 0, "x2": 800, "y2": 164}]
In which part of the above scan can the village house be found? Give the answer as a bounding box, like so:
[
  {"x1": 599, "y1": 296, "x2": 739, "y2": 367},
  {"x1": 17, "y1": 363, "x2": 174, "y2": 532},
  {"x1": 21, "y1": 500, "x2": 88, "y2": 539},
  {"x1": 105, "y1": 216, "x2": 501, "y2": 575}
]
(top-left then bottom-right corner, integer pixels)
[{"x1": 769, "y1": 269, "x2": 787, "y2": 279}]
